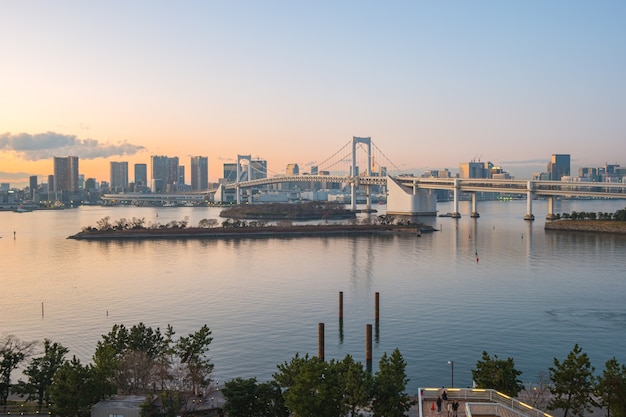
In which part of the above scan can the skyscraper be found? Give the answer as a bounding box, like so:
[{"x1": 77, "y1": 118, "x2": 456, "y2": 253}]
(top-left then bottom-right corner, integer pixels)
[
  {"x1": 151, "y1": 156, "x2": 169, "y2": 192},
  {"x1": 191, "y1": 156, "x2": 209, "y2": 191},
  {"x1": 286, "y1": 163, "x2": 299, "y2": 176},
  {"x1": 167, "y1": 157, "x2": 180, "y2": 191},
  {"x1": 151, "y1": 156, "x2": 182, "y2": 192},
  {"x1": 53, "y1": 156, "x2": 79, "y2": 192},
  {"x1": 110, "y1": 162, "x2": 129, "y2": 192},
  {"x1": 223, "y1": 163, "x2": 238, "y2": 183},
  {"x1": 134, "y1": 163, "x2": 147, "y2": 186},
  {"x1": 250, "y1": 159, "x2": 267, "y2": 180},
  {"x1": 29, "y1": 175, "x2": 38, "y2": 199},
  {"x1": 548, "y1": 154, "x2": 570, "y2": 180}
]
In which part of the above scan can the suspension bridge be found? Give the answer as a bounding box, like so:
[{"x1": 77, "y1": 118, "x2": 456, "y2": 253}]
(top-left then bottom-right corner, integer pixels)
[{"x1": 103, "y1": 137, "x2": 626, "y2": 220}]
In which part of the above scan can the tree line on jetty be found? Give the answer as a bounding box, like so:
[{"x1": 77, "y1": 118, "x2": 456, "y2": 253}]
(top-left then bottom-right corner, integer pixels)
[
  {"x1": 81, "y1": 213, "x2": 405, "y2": 234},
  {"x1": 2, "y1": 325, "x2": 626, "y2": 417},
  {"x1": 552, "y1": 206, "x2": 626, "y2": 221}
]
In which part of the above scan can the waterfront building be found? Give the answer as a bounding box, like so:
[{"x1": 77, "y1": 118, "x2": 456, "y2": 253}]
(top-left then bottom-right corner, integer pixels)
[
  {"x1": 134, "y1": 163, "x2": 147, "y2": 186},
  {"x1": 286, "y1": 163, "x2": 299, "y2": 176},
  {"x1": 222, "y1": 158, "x2": 267, "y2": 183},
  {"x1": 29, "y1": 175, "x2": 37, "y2": 200},
  {"x1": 178, "y1": 165, "x2": 185, "y2": 187},
  {"x1": 151, "y1": 155, "x2": 183, "y2": 193},
  {"x1": 53, "y1": 156, "x2": 79, "y2": 192},
  {"x1": 250, "y1": 159, "x2": 267, "y2": 180},
  {"x1": 190, "y1": 156, "x2": 209, "y2": 191},
  {"x1": 459, "y1": 161, "x2": 488, "y2": 178},
  {"x1": 110, "y1": 162, "x2": 129, "y2": 192},
  {"x1": 167, "y1": 157, "x2": 180, "y2": 191},
  {"x1": 547, "y1": 154, "x2": 570, "y2": 180}
]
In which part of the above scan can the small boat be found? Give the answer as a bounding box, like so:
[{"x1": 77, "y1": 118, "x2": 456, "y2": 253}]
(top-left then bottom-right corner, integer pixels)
[{"x1": 13, "y1": 205, "x2": 32, "y2": 213}]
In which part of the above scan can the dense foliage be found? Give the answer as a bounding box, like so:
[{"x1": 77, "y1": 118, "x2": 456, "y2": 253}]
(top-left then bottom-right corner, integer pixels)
[
  {"x1": 471, "y1": 351, "x2": 524, "y2": 396},
  {"x1": 548, "y1": 344, "x2": 596, "y2": 417},
  {"x1": 555, "y1": 206, "x2": 626, "y2": 221},
  {"x1": 4, "y1": 331, "x2": 626, "y2": 417}
]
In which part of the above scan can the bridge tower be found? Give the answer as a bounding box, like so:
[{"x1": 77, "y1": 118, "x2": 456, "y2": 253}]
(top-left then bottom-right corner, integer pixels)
[
  {"x1": 236, "y1": 154, "x2": 252, "y2": 205},
  {"x1": 351, "y1": 137, "x2": 372, "y2": 211}
]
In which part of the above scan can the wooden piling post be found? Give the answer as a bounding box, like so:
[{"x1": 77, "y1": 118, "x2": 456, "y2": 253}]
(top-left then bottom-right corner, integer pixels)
[
  {"x1": 318, "y1": 323, "x2": 325, "y2": 361},
  {"x1": 375, "y1": 292, "x2": 380, "y2": 321},
  {"x1": 339, "y1": 291, "x2": 343, "y2": 319},
  {"x1": 366, "y1": 323, "x2": 372, "y2": 364}
]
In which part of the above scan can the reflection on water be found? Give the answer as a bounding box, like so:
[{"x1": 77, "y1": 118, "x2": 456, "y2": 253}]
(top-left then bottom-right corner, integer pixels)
[{"x1": 1, "y1": 199, "x2": 625, "y2": 388}]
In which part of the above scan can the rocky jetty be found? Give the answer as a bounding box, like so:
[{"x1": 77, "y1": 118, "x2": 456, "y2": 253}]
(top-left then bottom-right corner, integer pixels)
[
  {"x1": 544, "y1": 220, "x2": 626, "y2": 234},
  {"x1": 68, "y1": 223, "x2": 437, "y2": 241}
]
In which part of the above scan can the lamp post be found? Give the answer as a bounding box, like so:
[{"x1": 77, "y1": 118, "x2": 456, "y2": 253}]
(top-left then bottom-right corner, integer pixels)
[{"x1": 448, "y1": 360, "x2": 454, "y2": 388}]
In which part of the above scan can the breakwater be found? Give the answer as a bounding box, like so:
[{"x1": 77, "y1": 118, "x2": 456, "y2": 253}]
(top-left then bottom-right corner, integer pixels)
[
  {"x1": 68, "y1": 224, "x2": 436, "y2": 240},
  {"x1": 544, "y1": 220, "x2": 626, "y2": 234}
]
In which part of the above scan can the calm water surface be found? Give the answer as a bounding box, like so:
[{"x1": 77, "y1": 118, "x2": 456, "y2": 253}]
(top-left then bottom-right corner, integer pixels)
[{"x1": 1, "y1": 199, "x2": 625, "y2": 390}]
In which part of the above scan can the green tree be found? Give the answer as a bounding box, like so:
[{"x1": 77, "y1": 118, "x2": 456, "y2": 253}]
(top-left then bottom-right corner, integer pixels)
[
  {"x1": 15, "y1": 339, "x2": 69, "y2": 409},
  {"x1": 471, "y1": 351, "x2": 524, "y2": 396},
  {"x1": 274, "y1": 353, "x2": 345, "y2": 417},
  {"x1": 222, "y1": 377, "x2": 288, "y2": 417},
  {"x1": 93, "y1": 323, "x2": 172, "y2": 394},
  {"x1": 371, "y1": 348, "x2": 415, "y2": 417},
  {"x1": 595, "y1": 358, "x2": 626, "y2": 417},
  {"x1": 49, "y1": 356, "x2": 99, "y2": 417},
  {"x1": 175, "y1": 325, "x2": 213, "y2": 395},
  {"x1": 90, "y1": 342, "x2": 118, "y2": 398},
  {"x1": 338, "y1": 355, "x2": 372, "y2": 417},
  {"x1": 548, "y1": 344, "x2": 595, "y2": 417},
  {"x1": 0, "y1": 335, "x2": 36, "y2": 405},
  {"x1": 222, "y1": 378, "x2": 258, "y2": 417}
]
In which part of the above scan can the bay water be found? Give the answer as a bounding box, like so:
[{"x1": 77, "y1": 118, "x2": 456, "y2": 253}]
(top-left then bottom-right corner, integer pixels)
[{"x1": 1, "y1": 199, "x2": 625, "y2": 391}]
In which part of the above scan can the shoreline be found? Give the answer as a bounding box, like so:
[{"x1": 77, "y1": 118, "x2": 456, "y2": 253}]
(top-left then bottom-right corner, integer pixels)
[
  {"x1": 68, "y1": 223, "x2": 437, "y2": 240},
  {"x1": 544, "y1": 220, "x2": 626, "y2": 234}
]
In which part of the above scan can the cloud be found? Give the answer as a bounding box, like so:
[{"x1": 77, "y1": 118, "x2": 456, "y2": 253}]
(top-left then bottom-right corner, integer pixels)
[
  {"x1": 0, "y1": 132, "x2": 145, "y2": 160},
  {"x1": 500, "y1": 158, "x2": 549, "y2": 166}
]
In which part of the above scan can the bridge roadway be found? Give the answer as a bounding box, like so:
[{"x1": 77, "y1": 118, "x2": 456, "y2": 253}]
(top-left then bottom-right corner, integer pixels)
[{"x1": 102, "y1": 176, "x2": 626, "y2": 220}]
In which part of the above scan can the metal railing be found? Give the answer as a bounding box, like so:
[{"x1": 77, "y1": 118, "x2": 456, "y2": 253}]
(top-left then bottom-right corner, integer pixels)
[{"x1": 419, "y1": 388, "x2": 553, "y2": 417}]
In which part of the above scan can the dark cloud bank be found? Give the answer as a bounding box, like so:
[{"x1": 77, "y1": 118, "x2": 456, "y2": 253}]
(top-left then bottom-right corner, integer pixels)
[{"x1": 0, "y1": 131, "x2": 145, "y2": 160}]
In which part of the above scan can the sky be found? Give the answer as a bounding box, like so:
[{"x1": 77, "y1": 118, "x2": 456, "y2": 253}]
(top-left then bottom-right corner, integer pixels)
[{"x1": 1, "y1": 1, "x2": 625, "y2": 187}]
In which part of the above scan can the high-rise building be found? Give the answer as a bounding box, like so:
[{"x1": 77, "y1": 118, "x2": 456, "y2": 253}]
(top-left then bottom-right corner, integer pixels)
[
  {"x1": 250, "y1": 159, "x2": 267, "y2": 180},
  {"x1": 178, "y1": 166, "x2": 185, "y2": 187},
  {"x1": 223, "y1": 163, "x2": 238, "y2": 183},
  {"x1": 29, "y1": 175, "x2": 38, "y2": 199},
  {"x1": 134, "y1": 163, "x2": 147, "y2": 186},
  {"x1": 150, "y1": 156, "x2": 183, "y2": 192},
  {"x1": 286, "y1": 163, "x2": 299, "y2": 176},
  {"x1": 459, "y1": 161, "x2": 487, "y2": 178},
  {"x1": 222, "y1": 158, "x2": 267, "y2": 183},
  {"x1": 191, "y1": 156, "x2": 209, "y2": 191},
  {"x1": 53, "y1": 156, "x2": 79, "y2": 192},
  {"x1": 110, "y1": 161, "x2": 129, "y2": 192},
  {"x1": 547, "y1": 154, "x2": 570, "y2": 180}
]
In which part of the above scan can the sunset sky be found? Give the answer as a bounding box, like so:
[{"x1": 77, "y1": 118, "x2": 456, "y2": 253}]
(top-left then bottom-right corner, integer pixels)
[{"x1": 1, "y1": 1, "x2": 625, "y2": 187}]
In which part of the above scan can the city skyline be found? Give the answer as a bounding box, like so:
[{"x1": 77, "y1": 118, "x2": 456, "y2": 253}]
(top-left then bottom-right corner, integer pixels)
[{"x1": 2, "y1": 2, "x2": 625, "y2": 187}]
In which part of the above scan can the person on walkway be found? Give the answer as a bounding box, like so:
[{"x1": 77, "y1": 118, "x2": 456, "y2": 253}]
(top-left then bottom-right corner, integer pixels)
[
  {"x1": 436, "y1": 396, "x2": 443, "y2": 414},
  {"x1": 452, "y1": 400, "x2": 459, "y2": 417},
  {"x1": 441, "y1": 387, "x2": 448, "y2": 402}
]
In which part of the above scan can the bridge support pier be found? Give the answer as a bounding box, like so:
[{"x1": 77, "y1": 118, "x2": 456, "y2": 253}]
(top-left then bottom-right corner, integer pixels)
[
  {"x1": 546, "y1": 196, "x2": 557, "y2": 220},
  {"x1": 470, "y1": 192, "x2": 480, "y2": 218},
  {"x1": 524, "y1": 180, "x2": 535, "y2": 221},
  {"x1": 451, "y1": 178, "x2": 461, "y2": 218}
]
